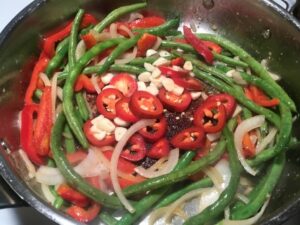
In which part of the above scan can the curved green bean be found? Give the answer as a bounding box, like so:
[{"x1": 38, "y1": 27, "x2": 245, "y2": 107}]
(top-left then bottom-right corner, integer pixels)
[
  {"x1": 45, "y1": 41, "x2": 68, "y2": 76},
  {"x1": 63, "y1": 125, "x2": 76, "y2": 153},
  {"x1": 63, "y1": 38, "x2": 123, "y2": 148},
  {"x1": 50, "y1": 112, "x2": 122, "y2": 208},
  {"x1": 75, "y1": 92, "x2": 90, "y2": 121},
  {"x1": 84, "y1": 64, "x2": 145, "y2": 75}
]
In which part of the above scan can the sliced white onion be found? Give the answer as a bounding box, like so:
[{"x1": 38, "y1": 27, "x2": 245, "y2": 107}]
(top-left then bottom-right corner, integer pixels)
[
  {"x1": 190, "y1": 21, "x2": 197, "y2": 32},
  {"x1": 221, "y1": 198, "x2": 269, "y2": 225},
  {"x1": 55, "y1": 103, "x2": 63, "y2": 118},
  {"x1": 18, "y1": 149, "x2": 36, "y2": 179},
  {"x1": 215, "y1": 159, "x2": 231, "y2": 190},
  {"x1": 90, "y1": 30, "x2": 112, "y2": 42},
  {"x1": 75, "y1": 40, "x2": 86, "y2": 60},
  {"x1": 199, "y1": 188, "x2": 220, "y2": 212},
  {"x1": 56, "y1": 86, "x2": 63, "y2": 101},
  {"x1": 51, "y1": 73, "x2": 59, "y2": 121},
  {"x1": 41, "y1": 184, "x2": 55, "y2": 204},
  {"x1": 232, "y1": 104, "x2": 242, "y2": 118},
  {"x1": 152, "y1": 36, "x2": 162, "y2": 51},
  {"x1": 110, "y1": 119, "x2": 155, "y2": 213},
  {"x1": 109, "y1": 23, "x2": 119, "y2": 38},
  {"x1": 114, "y1": 47, "x2": 137, "y2": 65},
  {"x1": 236, "y1": 193, "x2": 250, "y2": 204},
  {"x1": 234, "y1": 115, "x2": 265, "y2": 176},
  {"x1": 128, "y1": 12, "x2": 144, "y2": 22},
  {"x1": 36, "y1": 166, "x2": 65, "y2": 185},
  {"x1": 74, "y1": 148, "x2": 109, "y2": 177},
  {"x1": 39, "y1": 72, "x2": 51, "y2": 86},
  {"x1": 204, "y1": 167, "x2": 223, "y2": 191},
  {"x1": 91, "y1": 74, "x2": 102, "y2": 94},
  {"x1": 118, "y1": 24, "x2": 134, "y2": 38},
  {"x1": 135, "y1": 149, "x2": 179, "y2": 178},
  {"x1": 256, "y1": 127, "x2": 278, "y2": 153}
]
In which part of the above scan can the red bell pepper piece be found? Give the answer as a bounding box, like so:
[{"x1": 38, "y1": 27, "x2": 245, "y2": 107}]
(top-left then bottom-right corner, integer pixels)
[
  {"x1": 20, "y1": 104, "x2": 44, "y2": 165},
  {"x1": 75, "y1": 74, "x2": 104, "y2": 93},
  {"x1": 202, "y1": 41, "x2": 222, "y2": 54},
  {"x1": 66, "y1": 150, "x2": 87, "y2": 165},
  {"x1": 43, "y1": 14, "x2": 97, "y2": 57},
  {"x1": 57, "y1": 184, "x2": 90, "y2": 208},
  {"x1": 137, "y1": 33, "x2": 157, "y2": 56},
  {"x1": 248, "y1": 85, "x2": 280, "y2": 107},
  {"x1": 129, "y1": 16, "x2": 165, "y2": 29},
  {"x1": 66, "y1": 202, "x2": 101, "y2": 223},
  {"x1": 183, "y1": 25, "x2": 214, "y2": 64},
  {"x1": 242, "y1": 132, "x2": 256, "y2": 158},
  {"x1": 171, "y1": 57, "x2": 185, "y2": 66},
  {"x1": 24, "y1": 52, "x2": 49, "y2": 105},
  {"x1": 81, "y1": 33, "x2": 97, "y2": 49},
  {"x1": 33, "y1": 86, "x2": 53, "y2": 156}
]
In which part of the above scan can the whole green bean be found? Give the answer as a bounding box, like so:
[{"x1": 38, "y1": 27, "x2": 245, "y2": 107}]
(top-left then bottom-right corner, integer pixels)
[
  {"x1": 133, "y1": 18, "x2": 180, "y2": 36},
  {"x1": 50, "y1": 112, "x2": 122, "y2": 208},
  {"x1": 231, "y1": 152, "x2": 285, "y2": 219},
  {"x1": 49, "y1": 186, "x2": 64, "y2": 209},
  {"x1": 45, "y1": 41, "x2": 68, "y2": 76},
  {"x1": 116, "y1": 151, "x2": 196, "y2": 225},
  {"x1": 63, "y1": 38, "x2": 123, "y2": 148},
  {"x1": 128, "y1": 56, "x2": 160, "y2": 66},
  {"x1": 161, "y1": 40, "x2": 248, "y2": 68},
  {"x1": 69, "y1": 9, "x2": 84, "y2": 68},
  {"x1": 192, "y1": 68, "x2": 281, "y2": 127},
  {"x1": 84, "y1": 64, "x2": 145, "y2": 75},
  {"x1": 75, "y1": 92, "x2": 90, "y2": 121},
  {"x1": 123, "y1": 138, "x2": 226, "y2": 197},
  {"x1": 64, "y1": 125, "x2": 76, "y2": 153},
  {"x1": 155, "y1": 177, "x2": 213, "y2": 209},
  {"x1": 184, "y1": 125, "x2": 242, "y2": 225},
  {"x1": 93, "y1": 3, "x2": 147, "y2": 33},
  {"x1": 194, "y1": 33, "x2": 296, "y2": 112},
  {"x1": 99, "y1": 211, "x2": 117, "y2": 225}
]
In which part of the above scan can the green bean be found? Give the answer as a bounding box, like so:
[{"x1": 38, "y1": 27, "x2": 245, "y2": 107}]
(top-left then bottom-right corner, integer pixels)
[
  {"x1": 184, "y1": 124, "x2": 242, "y2": 225},
  {"x1": 99, "y1": 211, "x2": 117, "y2": 225},
  {"x1": 192, "y1": 68, "x2": 281, "y2": 127},
  {"x1": 50, "y1": 112, "x2": 122, "y2": 208},
  {"x1": 56, "y1": 37, "x2": 70, "y2": 53},
  {"x1": 133, "y1": 18, "x2": 180, "y2": 36},
  {"x1": 75, "y1": 92, "x2": 90, "y2": 121},
  {"x1": 84, "y1": 64, "x2": 145, "y2": 75},
  {"x1": 53, "y1": 196, "x2": 64, "y2": 209},
  {"x1": 93, "y1": 3, "x2": 146, "y2": 32},
  {"x1": 34, "y1": 88, "x2": 43, "y2": 100},
  {"x1": 231, "y1": 152, "x2": 285, "y2": 219},
  {"x1": 242, "y1": 107, "x2": 252, "y2": 119},
  {"x1": 63, "y1": 38, "x2": 123, "y2": 148},
  {"x1": 123, "y1": 137, "x2": 226, "y2": 197},
  {"x1": 89, "y1": 35, "x2": 141, "y2": 75},
  {"x1": 45, "y1": 41, "x2": 68, "y2": 76},
  {"x1": 194, "y1": 33, "x2": 296, "y2": 112},
  {"x1": 63, "y1": 125, "x2": 76, "y2": 153},
  {"x1": 116, "y1": 151, "x2": 196, "y2": 225},
  {"x1": 155, "y1": 177, "x2": 213, "y2": 209},
  {"x1": 69, "y1": 9, "x2": 84, "y2": 68},
  {"x1": 161, "y1": 40, "x2": 248, "y2": 68}
]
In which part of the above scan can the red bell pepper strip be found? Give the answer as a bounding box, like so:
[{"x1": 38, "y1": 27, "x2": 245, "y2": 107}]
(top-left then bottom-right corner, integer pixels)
[
  {"x1": 20, "y1": 104, "x2": 44, "y2": 165},
  {"x1": 129, "y1": 16, "x2": 166, "y2": 29},
  {"x1": 183, "y1": 25, "x2": 214, "y2": 64},
  {"x1": 137, "y1": 33, "x2": 157, "y2": 56},
  {"x1": 43, "y1": 14, "x2": 97, "y2": 57},
  {"x1": 24, "y1": 52, "x2": 49, "y2": 105},
  {"x1": 66, "y1": 150, "x2": 87, "y2": 165},
  {"x1": 159, "y1": 66, "x2": 189, "y2": 78},
  {"x1": 81, "y1": 33, "x2": 98, "y2": 49},
  {"x1": 66, "y1": 202, "x2": 101, "y2": 223},
  {"x1": 75, "y1": 74, "x2": 104, "y2": 93},
  {"x1": 33, "y1": 86, "x2": 53, "y2": 156},
  {"x1": 242, "y1": 132, "x2": 256, "y2": 158},
  {"x1": 248, "y1": 85, "x2": 280, "y2": 107},
  {"x1": 57, "y1": 184, "x2": 90, "y2": 208}
]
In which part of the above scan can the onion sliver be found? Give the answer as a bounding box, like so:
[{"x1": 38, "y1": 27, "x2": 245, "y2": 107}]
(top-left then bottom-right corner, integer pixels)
[
  {"x1": 135, "y1": 148, "x2": 179, "y2": 178},
  {"x1": 41, "y1": 184, "x2": 55, "y2": 204},
  {"x1": 91, "y1": 74, "x2": 102, "y2": 94},
  {"x1": 115, "y1": 47, "x2": 137, "y2": 65},
  {"x1": 118, "y1": 25, "x2": 134, "y2": 38},
  {"x1": 256, "y1": 127, "x2": 278, "y2": 153},
  {"x1": 75, "y1": 40, "x2": 86, "y2": 60},
  {"x1": 51, "y1": 73, "x2": 59, "y2": 121},
  {"x1": 39, "y1": 72, "x2": 51, "y2": 86},
  {"x1": 110, "y1": 119, "x2": 155, "y2": 213},
  {"x1": 204, "y1": 167, "x2": 223, "y2": 191},
  {"x1": 128, "y1": 12, "x2": 143, "y2": 22},
  {"x1": 152, "y1": 36, "x2": 162, "y2": 50},
  {"x1": 18, "y1": 149, "x2": 36, "y2": 179},
  {"x1": 109, "y1": 23, "x2": 119, "y2": 38},
  {"x1": 221, "y1": 198, "x2": 269, "y2": 225},
  {"x1": 36, "y1": 166, "x2": 65, "y2": 185},
  {"x1": 74, "y1": 148, "x2": 109, "y2": 177},
  {"x1": 234, "y1": 115, "x2": 265, "y2": 176}
]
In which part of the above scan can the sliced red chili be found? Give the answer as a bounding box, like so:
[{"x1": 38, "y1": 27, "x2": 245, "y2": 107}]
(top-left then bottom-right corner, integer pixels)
[
  {"x1": 137, "y1": 33, "x2": 157, "y2": 56},
  {"x1": 129, "y1": 91, "x2": 163, "y2": 119},
  {"x1": 121, "y1": 134, "x2": 147, "y2": 162},
  {"x1": 57, "y1": 184, "x2": 90, "y2": 208},
  {"x1": 193, "y1": 100, "x2": 227, "y2": 133},
  {"x1": 75, "y1": 74, "x2": 104, "y2": 93},
  {"x1": 110, "y1": 73, "x2": 137, "y2": 97},
  {"x1": 170, "y1": 126, "x2": 205, "y2": 150},
  {"x1": 171, "y1": 57, "x2": 185, "y2": 66},
  {"x1": 103, "y1": 151, "x2": 138, "y2": 174},
  {"x1": 248, "y1": 85, "x2": 280, "y2": 107},
  {"x1": 183, "y1": 25, "x2": 214, "y2": 64},
  {"x1": 242, "y1": 131, "x2": 256, "y2": 158},
  {"x1": 158, "y1": 88, "x2": 192, "y2": 112},
  {"x1": 115, "y1": 97, "x2": 139, "y2": 123},
  {"x1": 129, "y1": 16, "x2": 166, "y2": 29},
  {"x1": 159, "y1": 66, "x2": 189, "y2": 78},
  {"x1": 139, "y1": 116, "x2": 167, "y2": 141},
  {"x1": 66, "y1": 203, "x2": 100, "y2": 223},
  {"x1": 206, "y1": 94, "x2": 237, "y2": 118},
  {"x1": 172, "y1": 76, "x2": 203, "y2": 91},
  {"x1": 147, "y1": 138, "x2": 170, "y2": 159},
  {"x1": 81, "y1": 33, "x2": 97, "y2": 49},
  {"x1": 66, "y1": 150, "x2": 87, "y2": 165},
  {"x1": 83, "y1": 120, "x2": 116, "y2": 147},
  {"x1": 96, "y1": 88, "x2": 123, "y2": 119},
  {"x1": 202, "y1": 40, "x2": 222, "y2": 54}
]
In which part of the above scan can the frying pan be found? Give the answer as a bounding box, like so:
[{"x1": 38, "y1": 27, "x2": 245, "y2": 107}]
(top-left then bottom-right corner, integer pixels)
[{"x1": 0, "y1": 0, "x2": 299, "y2": 224}]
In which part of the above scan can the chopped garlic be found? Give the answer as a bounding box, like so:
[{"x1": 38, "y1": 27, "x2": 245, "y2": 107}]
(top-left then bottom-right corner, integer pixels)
[
  {"x1": 146, "y1": 49, "x2": 158, "y2": 57},
  {"x1": 191, "y1": 91, "x2": 202, "y2": 100},
  {"x1": 151, "y1": 67, "x2": 161, "y2": 79},
  {"x1": 172, "y1": 85, "x2": 184, "y2": 96},
  {"x1": 138, "y1": 72, "x2": 151, "y2": 82},
  {"x1": 137, "y1": 81, "x2": 147, "y2": 91},
  {"x1": 146, "y1": 83, "x2": 159, "y2": 96},
  {"x1": 159, "y1": 50, "x2": 171, "y2": 57},
  {"x1": 144, "y1": 62, "x2": 155, "y2": 72},
  {"x1": 162, "y1": 77, "x2": 175, "y2": 92},
  {"x1": 183, "y1": 61, "x2": 193, "y2": 71},
  {"x1": 92, "y1": 115, "x2": 115, "y2": 133},
  {"x1": 153, "y1": 57, "x2": 170, "y2": 66}
]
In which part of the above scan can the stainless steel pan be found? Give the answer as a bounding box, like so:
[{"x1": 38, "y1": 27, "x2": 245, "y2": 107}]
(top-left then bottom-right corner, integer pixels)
[{"x1": 0, "y1": 0, "x2": 299, "y2": 224}]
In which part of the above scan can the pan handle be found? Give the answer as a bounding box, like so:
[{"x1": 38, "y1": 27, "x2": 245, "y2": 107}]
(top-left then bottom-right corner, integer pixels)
[{"x1": 270, "y1": 0, "x2": 298, "y2": 13}]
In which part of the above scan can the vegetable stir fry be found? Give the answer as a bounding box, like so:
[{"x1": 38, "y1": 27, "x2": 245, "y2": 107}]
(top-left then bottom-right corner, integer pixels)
[{"x1": 19, "y1": 2, "x2": 296, "y2": 224}]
